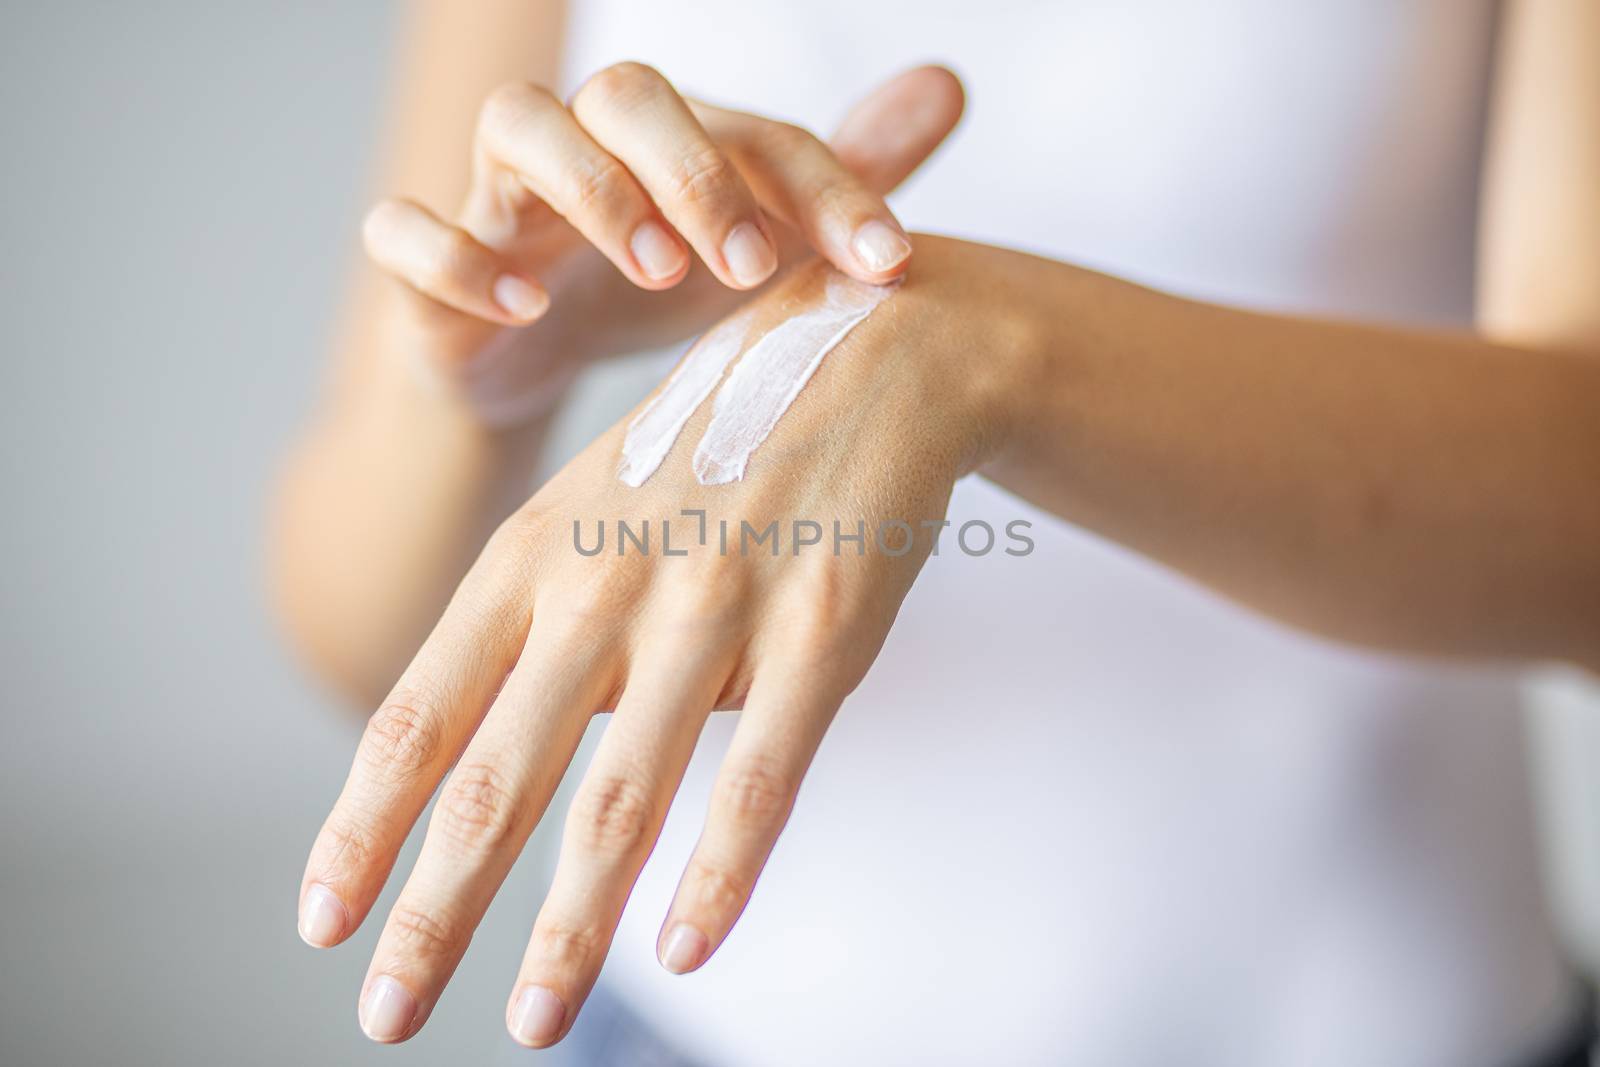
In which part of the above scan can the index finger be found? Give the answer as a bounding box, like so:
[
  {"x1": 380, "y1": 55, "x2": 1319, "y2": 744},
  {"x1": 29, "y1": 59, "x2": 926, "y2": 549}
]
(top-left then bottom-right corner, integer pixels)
[{"x1": 296, "y1": 538, "x2": 530, "y2": 949}]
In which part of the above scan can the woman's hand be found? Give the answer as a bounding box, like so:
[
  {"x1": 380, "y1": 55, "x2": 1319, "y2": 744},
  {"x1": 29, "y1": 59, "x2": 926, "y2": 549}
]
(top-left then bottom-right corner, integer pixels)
[
  {"x1": 359, "y1": 63, "x2": 963, "y2": 425},
  {"x1": 296, "y1": 237, "x2": 1053, "y2": 1046}
]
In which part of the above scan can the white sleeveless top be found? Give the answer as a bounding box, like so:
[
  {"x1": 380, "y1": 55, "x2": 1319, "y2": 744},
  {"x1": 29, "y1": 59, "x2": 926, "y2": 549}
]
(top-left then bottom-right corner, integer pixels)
[{"x1": 556, "y1": 3, "x2": 1577, "y2": 1064}]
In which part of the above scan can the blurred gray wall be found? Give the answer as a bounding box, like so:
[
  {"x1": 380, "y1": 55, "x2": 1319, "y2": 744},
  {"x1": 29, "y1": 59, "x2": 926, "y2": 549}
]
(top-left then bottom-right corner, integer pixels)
[
  {"x1": 3, "y1": 5, "x2": 1600, "y2": 1067},
  {"x1": 0, "y1": 4, "x2": 590, "y2": 1064}
]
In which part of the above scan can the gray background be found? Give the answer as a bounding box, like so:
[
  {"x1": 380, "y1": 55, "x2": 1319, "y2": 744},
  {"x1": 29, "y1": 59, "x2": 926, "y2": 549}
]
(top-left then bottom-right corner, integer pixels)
[
  {"x1": 3, "y1": 4, "x2": 1600, "y2": 1066},
  {"x1": 0, "y1": 5, "x2": 590, "y2": 1064}
]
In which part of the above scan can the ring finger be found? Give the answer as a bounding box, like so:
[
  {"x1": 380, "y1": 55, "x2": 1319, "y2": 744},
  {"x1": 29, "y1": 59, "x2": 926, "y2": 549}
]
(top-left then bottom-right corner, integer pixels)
[
  {"x1": 354, "y1": 612, "x2": 616, "y2": 1043},
  {"x1": 505, "y1": 638, "x2": 733, "y2": 1047}
]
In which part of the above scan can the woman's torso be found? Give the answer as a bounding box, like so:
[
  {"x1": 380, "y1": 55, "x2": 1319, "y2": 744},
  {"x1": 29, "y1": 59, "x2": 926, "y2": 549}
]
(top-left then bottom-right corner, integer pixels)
[{"x1": 552, "y1": 2, "x2": 1575, "y2": 1064}]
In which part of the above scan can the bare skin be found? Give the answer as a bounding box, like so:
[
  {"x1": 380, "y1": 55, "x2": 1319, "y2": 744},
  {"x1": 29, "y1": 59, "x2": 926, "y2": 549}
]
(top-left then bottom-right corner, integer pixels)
[{"x1": 274, "y1": 0, "x2": 1600, "y2": 1050}]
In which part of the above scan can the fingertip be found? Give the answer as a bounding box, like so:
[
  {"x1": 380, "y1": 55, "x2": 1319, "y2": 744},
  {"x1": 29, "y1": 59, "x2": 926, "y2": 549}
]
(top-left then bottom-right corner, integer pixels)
[
  {"x1": 360, "y1": 197, "x2": 409, "y2": 258},
  {"x1": 906, "y1": 63, "x2": 966, "y2": 121},
  {"x1": 508, "y1": 984, "x2": 567, "y2": 1047},
  {"x1": 833, "y1": 65, "x2": 966, "y2": 195},
  {"x1": 492, "y1": 273, "x2": 550, "y2": 322},
  {"x1": 849, "y1": 219, "x2": 913, "y2": 276},
  {"x1": 658, "y1": 921, "x2": 710, "y2": 975},
  {"x1": 359, "y1": 974, "x2": 418, "y2": 1043},
  {"x1": 629, "y1": 219, "x2": 691, "y2": 287},
  {"x1": 721, "y1": 220, "x2": 779, "y2": 289},
  {"x1": 298, "y1": 882, "x2": 350, "y2": 948}
]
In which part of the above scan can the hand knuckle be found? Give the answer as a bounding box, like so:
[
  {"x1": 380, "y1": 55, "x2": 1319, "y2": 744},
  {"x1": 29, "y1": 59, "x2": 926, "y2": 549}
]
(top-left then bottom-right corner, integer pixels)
[
  {"x1": 757, "y1": 119, "x2": 818, "y2": 156},
  {"x1": 781, "y1": 566, "x2": 863, "y2": 664},
  {"x1": 360, "y1": 697, "x2": 443, "y2": 779},
  {"x1": 578, "y1": 61, "x2": 665, "y2": 112},
  {"x1": 663, "y1": 557, "x2": 750, "y2": 630},
  {"x1": 684, "y1": 858, "x2": 749, "y2": 914},
  {"x1": 545, "y1": 556, "x2": 648, "y2": 628},
  {"x1": 387, "y1": 904, "x2": 462, "y2": 958},
  {"x1": 568, "y1": 154, "x2": 632, "y2": 214},
  {"x1": 418, "y1": 229, "x2": 474, "y2": 290},
  {"x1": 668, "y1": 145, "x2": 739, "y2": 207},
  {"x1": 434, "y1": 761, "x2": 523, "y2": 852},
  {"x1": 811, "y1": 177, "x2": 865, "y2": 221},
  {"x1": 320, "y1": 816, "x2": 379, "y2": 874},
  {"x1": 361, "y1": 198, "x2": 409, "y2": 255},
  {"x1": 568, "y1": 772, "x2": 655, "y2": 854},
  {"x1": 716, "y1": 756, "x2": 793, "y2": 827},
  {"x1": 481, "y1": 514, "x2": 546, "y2": 583},
  {"x1": 533, "y1": 918, "x2": 603, "y2": 969},
  {"x1": 479, "y1": 80, "x2": 545, "y2": 145}
]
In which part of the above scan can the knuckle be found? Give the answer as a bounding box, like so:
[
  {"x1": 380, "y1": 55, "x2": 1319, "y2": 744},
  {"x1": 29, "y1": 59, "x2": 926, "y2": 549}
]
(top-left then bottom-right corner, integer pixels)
[
  {"x1": 790, "y1": 612, "x2": 846, "y2": 667},
  {"x1": 660, "y1": 558, "x2": 750, "y2": 632},
  {"x1": 434, "y1": 761, "x2": 523, "y2": 853},
  {"x1": 319, "y1": 816, "x2": 379, "y2": 874},
  {"x1": 757, "y1": 119, "x2": 819, "y2": 157},
  {"x1": 545, "y1": 551, "x2": 650, "y2": 625},
  {"x1": 762, "y1": 597, "x2": 847, "y2": 670},
  {"x1": 567, "y1": 154, "x2": 632, "y2": 215},
  {"x1": 684, "y1": 857, "x2": 750, "y2": 915},
  {"x1": 667, "y1": 145, "x2": 740, "y2": 208},
  {"x1": 479, "y1": 80, "x2": 547, "y2": 145},
  {"x1": 779, "y1": 564, "x2": 868, "y2": 666},
  {"x1": 387, "y1": 904, "x2": 463, "y2": 959},
  {"x1": 419, "y1": 229, "x2": 477, "y2": 291},
  {"x1": 577, "y1": 61, "x2": 666, "y2": 112},
  {"x1": 568, "y1": 773, "x2": 656, "y2": 854},
  {"x1": 360, "y1": 698, "x2": 444, "y2": 780},
  {"x1": 532, "y1": 918, "x2": 603, "y2": 969},
  {"x1": 715, "y1": 756, "x2": 793, "y2": 828},
  {"x1": 480, "y1": 513, "x2": 547, "y2": 584},
  {"x1": 361, "y1": 198, "x2": 410, "y2": 255},
  {"x1": 810, "y1": 176, "x2": 868, "y2": 222}
]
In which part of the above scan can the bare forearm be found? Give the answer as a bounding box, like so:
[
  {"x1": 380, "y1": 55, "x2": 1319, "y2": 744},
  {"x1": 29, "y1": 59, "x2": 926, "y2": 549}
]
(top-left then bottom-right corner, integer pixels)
[
  {"x1": 271, "y1": 0, "x2": 569, "y2": 702},
  {"x1": 270, "y1": 310, "x2": 549, "y2": 704},
  {"x1": 988, "y1": 259, "x2": 1600, "y2": 667}
]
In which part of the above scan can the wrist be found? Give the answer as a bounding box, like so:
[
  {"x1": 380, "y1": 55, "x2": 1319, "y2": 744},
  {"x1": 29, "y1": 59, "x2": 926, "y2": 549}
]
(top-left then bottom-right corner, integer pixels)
[{"x1": 966, "y1": 249, "x2": 1077, "y2": 473}]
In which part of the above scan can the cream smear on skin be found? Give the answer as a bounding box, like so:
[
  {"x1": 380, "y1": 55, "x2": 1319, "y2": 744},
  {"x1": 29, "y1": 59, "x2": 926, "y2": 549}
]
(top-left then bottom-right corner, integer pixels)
[
  {"x1": 618, "y1": 271, "x2": 895, "y2": 487},
  {"x1": 617, "y1": 308, "x2": 754, "y2": 487}
]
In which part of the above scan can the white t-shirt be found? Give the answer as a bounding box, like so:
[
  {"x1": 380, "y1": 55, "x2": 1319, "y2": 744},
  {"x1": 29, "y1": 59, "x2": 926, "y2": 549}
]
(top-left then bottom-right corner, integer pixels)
[{"x1": 555, "y1": 2, "x2": 1577, "y2": 1064}]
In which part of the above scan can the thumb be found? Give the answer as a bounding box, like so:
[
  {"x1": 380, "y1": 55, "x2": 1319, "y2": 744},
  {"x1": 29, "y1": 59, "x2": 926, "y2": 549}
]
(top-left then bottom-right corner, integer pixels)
[{"x1": 829, "y1": 65, "x2": 966, "y2": 195}]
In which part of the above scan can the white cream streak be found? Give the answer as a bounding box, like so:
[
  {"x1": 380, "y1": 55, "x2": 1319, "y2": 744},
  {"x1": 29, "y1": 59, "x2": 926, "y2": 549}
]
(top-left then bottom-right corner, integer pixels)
[
  {"x1": 616, "y1": 272, "x2": 895, "y2": 488},
  {"x1": 692, "y1": 274, "x2": 894, "y2": 485},
  {"x1": 617, "y1": 309, "x2": 752, "y2": 487}
]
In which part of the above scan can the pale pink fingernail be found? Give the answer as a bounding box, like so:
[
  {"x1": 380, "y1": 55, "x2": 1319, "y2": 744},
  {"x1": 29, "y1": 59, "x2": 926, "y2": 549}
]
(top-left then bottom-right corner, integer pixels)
[
  {"x1": 631, "y1": 220, "x2": 687, "y2": 281},
  {"x1": 359, "y1": 975, "x2": 417, "y2": 1043},
  {"x1": 659, "y1": 923, "x2": 709, "y2": 974},
  {"x1": 721, "y1": 222, "x2": 777, "y2": 287},
  {"x1": 493, "y1": 274, "x2": 548, "y2": 321},
  {"x1": 851, "y1": 219, "x2": 912, "y2": 273},
  {"x1": 508, "y1": 985, "x2": 566, "y2": 1046},
  {"x1": 298, "y1": 883, "x2": 348, "y2": 948}
]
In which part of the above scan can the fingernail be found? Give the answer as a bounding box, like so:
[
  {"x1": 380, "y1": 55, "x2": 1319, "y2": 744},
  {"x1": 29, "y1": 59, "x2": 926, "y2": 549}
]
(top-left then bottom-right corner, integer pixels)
[
  {"x1": 659, "y1": 923, "x2": 709, "y2": 974},
  {"x1": 508, "y1": 985, "x2": 566, "y2": 1047},
  {"x1": 493, "y1": 274, "x2": 548, "y2": 321},
  {"x1": 851, "y1": 219, "x2": 912, "y2": 273},
  {"x1": 298, "y1": 883, "x2": 348, "y2": 948},
  {"x1": 630, "y1": 219, "x2": 687, "y2": 281},
  {"x1": 721, "y1": 222, "x2": 777, "y2": 287},
  {"x1": 359, "y1": 975, "x2": 417, "y2": 1043}
]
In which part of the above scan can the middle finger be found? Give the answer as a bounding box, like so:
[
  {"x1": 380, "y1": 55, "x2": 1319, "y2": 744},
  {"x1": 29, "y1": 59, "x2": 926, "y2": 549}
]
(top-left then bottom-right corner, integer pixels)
[
  {"x1": 354, "y1": 611, "x2": 617, "y2": 1044},
  {"x1": 571, "y1": 62, "x2": 779, "y2": 289}
]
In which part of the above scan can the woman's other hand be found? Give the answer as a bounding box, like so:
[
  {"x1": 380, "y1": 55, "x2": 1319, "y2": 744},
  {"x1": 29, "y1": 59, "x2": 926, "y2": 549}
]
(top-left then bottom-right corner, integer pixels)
[{"x1": 360, "y1": 64, "x2": 963, "y2": 424}]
